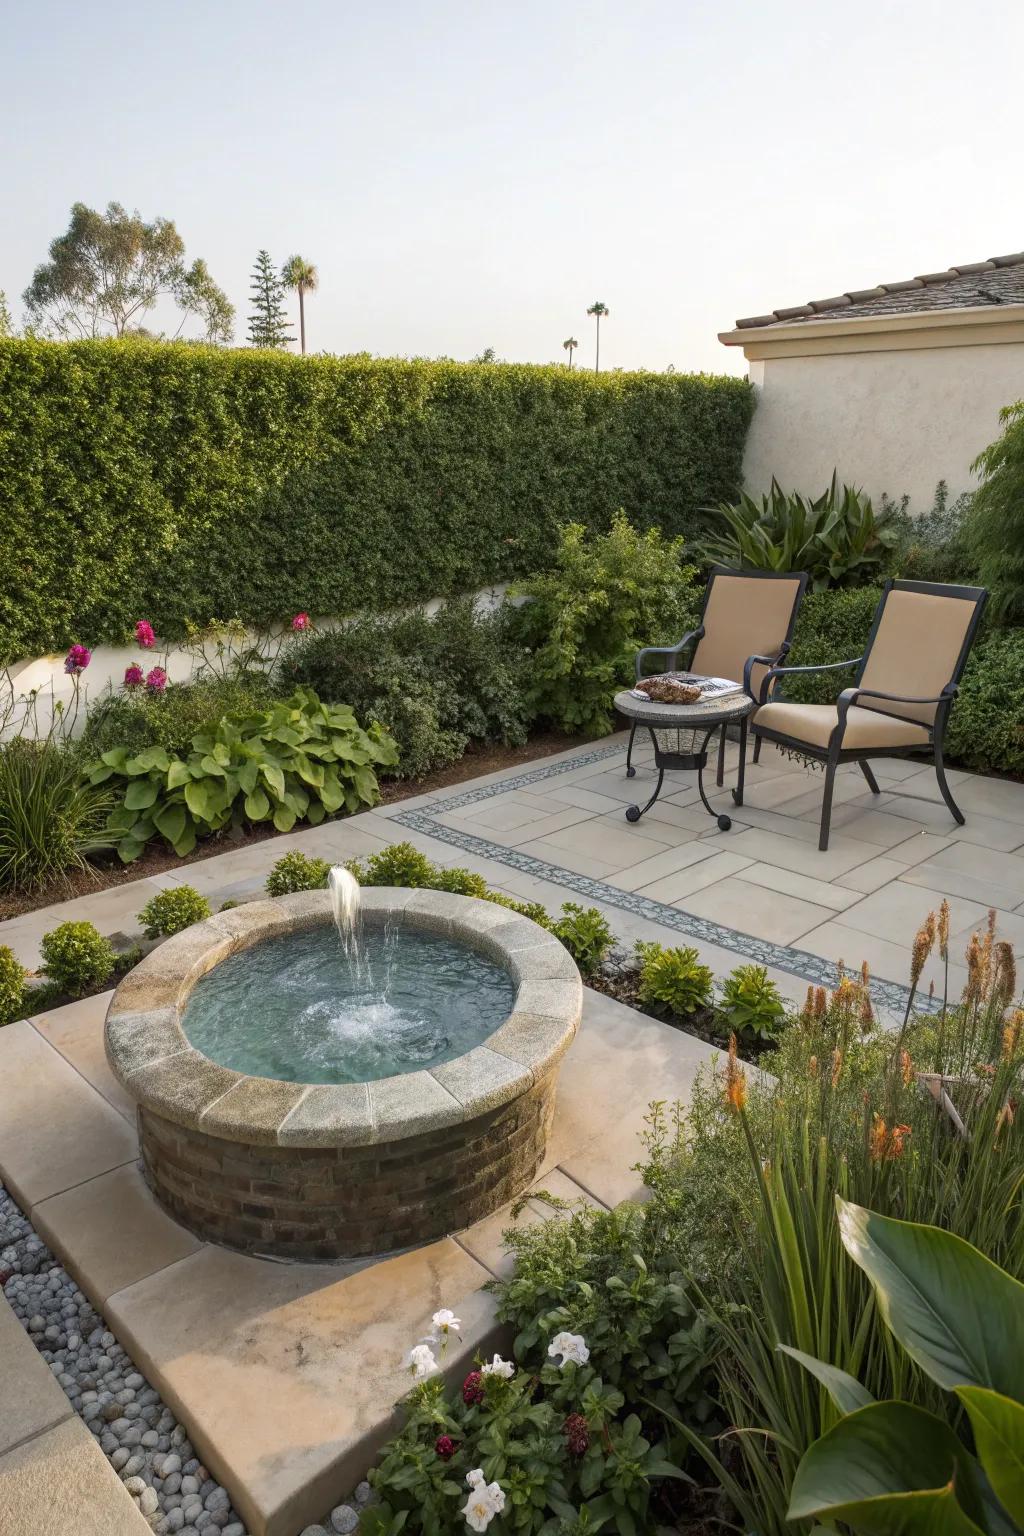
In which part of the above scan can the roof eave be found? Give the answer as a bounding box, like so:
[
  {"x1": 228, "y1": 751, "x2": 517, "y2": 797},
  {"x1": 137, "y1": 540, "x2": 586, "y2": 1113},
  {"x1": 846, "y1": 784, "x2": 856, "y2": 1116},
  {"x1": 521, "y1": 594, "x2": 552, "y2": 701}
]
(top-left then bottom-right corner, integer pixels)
[{"x1": 719, "y1": 301, "x2": 1024, "y2": 356}]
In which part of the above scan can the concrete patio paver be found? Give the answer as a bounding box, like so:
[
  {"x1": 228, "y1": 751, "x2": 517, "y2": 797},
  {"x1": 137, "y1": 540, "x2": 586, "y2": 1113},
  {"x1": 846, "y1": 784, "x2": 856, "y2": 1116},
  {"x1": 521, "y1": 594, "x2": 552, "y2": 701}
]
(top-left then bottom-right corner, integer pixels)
[
  {"x1": 0, "y1": 1293, "x2": 74, "y2": 1450},
  {"x1": 0, "y1": 1413, "x2": 153, "y2": 1536},
  {"x1": 30, "y1": 990, "x2": 135, "y2": 1122}
]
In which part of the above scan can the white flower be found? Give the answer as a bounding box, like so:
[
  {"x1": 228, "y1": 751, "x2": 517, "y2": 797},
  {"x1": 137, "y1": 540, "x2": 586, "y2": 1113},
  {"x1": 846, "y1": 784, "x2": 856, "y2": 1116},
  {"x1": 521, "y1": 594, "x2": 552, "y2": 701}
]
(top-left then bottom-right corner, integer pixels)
[
  {"x1": 480, "y1": 1353, "x2": 515, "y2": 1379},
  {"x1": 406, "y1": 1343, "x2": 438, "y2": 1378},
  {"x1": 547, "y1": 1330, "x2": 590, "y2": 1368},
  {"x1": 431, "y1": 1308, "x2": 462, "y2": 1339},
  {"x1": 462, "y1": 1476, "x2": 505, "y2": 1532}
]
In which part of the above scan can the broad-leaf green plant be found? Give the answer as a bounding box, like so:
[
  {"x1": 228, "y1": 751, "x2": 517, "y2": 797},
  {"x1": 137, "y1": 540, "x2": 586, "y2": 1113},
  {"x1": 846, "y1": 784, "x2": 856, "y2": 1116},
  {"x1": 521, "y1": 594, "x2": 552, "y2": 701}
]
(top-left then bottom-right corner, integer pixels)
[{"x1": 88, "y1": 688, "x2": 397, "y2": 861}]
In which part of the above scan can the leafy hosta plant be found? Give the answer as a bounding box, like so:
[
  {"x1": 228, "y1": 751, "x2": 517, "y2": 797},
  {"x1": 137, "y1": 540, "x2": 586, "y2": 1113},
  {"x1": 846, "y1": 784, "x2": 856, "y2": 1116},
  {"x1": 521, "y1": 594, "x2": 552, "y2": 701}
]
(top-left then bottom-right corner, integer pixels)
[
  {"x1": 702, "y1": 472, "x2": 899, "y2": 591},
  {"x1": 787, "y1": 1199, "x2": 1024, "y2": 1534},
  {"x1": 88, "y1": 688, "x2": 397, "y2": 862}
]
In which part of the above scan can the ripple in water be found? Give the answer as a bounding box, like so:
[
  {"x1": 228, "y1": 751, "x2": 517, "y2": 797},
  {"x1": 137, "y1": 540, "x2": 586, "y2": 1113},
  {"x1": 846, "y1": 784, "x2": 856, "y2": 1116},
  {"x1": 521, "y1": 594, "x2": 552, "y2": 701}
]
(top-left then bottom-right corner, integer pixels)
[{"x1": 182, "y1": 925, "x2": 515, "y2": 1084}]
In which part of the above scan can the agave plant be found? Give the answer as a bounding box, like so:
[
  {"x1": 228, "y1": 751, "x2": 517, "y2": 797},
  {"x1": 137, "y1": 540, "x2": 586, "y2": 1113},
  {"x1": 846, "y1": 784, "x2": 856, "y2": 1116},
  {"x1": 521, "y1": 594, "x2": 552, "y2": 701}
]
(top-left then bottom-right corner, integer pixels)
[{"x1": 701, "y1": 471, "x2": 899, "y2": 590}]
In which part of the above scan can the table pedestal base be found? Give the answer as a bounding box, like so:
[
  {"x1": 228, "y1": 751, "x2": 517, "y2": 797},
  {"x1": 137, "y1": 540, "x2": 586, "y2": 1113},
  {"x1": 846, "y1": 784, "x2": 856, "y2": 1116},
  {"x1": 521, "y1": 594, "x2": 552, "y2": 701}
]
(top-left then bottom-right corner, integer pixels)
[{"x1": 625, "y1": 718, "x2": 747, "y2": 832}]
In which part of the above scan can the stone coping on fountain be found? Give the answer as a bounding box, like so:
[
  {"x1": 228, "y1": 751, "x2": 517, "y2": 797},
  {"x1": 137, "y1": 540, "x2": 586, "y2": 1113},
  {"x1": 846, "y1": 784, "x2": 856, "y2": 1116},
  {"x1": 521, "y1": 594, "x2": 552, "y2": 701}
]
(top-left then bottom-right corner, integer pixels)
[{"x1": 104, "y1": 888, "x2": 583, "y2": 1149}]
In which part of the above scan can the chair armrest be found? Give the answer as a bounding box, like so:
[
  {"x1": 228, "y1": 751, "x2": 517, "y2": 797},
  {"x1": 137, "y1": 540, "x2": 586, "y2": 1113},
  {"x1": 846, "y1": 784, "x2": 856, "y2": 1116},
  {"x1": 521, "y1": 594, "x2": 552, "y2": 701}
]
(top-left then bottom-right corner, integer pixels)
[
  {"x1": 635, "y1": 626, "x2": 704, "y2": 681},
  {"x1": 835, "y1": 684, "x2": 955, "y2": 733},
  {"x1": 743, "y1": 642, "x2": 791, "y2": 699},
  {"x1": 757, "y1": 656, "x2": 862, "y2": 705}
]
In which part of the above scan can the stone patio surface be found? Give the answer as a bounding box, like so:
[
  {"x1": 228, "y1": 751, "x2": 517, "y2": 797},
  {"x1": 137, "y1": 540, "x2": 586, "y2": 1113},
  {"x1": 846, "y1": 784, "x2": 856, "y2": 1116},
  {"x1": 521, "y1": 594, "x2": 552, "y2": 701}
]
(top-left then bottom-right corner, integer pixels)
[{"x1": 1, "y1": 733, "x2": 1022, "y2": 1534}]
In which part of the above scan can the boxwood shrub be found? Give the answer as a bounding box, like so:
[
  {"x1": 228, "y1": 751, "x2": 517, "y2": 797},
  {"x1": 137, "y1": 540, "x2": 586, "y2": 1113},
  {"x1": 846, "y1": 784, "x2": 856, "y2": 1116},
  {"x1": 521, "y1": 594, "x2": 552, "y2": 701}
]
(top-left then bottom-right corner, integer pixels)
[{"x1": 0, "y1": 339, "x2": 752, "y2": 661}]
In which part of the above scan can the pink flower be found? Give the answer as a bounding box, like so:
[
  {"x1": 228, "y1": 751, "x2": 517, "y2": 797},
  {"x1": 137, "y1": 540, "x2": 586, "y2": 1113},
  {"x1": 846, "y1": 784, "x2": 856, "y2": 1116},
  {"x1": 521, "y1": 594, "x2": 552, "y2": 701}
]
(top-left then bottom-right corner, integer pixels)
[
  {"x1": 435, "y1": 1434, "x2": 457, "y2": 1461},
  {"x1": 135, "y1": 620, "x2": 156, "y2": 649},
  {"x1": 124, "y1": 663, "x2": 145, "y2": 689},
  {"x1": 291, "y1": 612, "x2": 310, "y2": 632},
  {"x1": 64, "y1": 644, "x2": 91, "y2": 675},
  {"x1": 145, "y1": 666, "x2": 168, "y2": 693}
]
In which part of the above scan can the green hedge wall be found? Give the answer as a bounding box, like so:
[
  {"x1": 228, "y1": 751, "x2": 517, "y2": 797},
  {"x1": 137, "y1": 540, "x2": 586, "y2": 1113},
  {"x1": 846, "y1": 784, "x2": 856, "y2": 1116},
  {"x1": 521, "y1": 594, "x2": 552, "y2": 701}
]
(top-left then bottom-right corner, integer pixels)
[{"x1": 0, "y1": 340, "x2": 753, "y2": 661}]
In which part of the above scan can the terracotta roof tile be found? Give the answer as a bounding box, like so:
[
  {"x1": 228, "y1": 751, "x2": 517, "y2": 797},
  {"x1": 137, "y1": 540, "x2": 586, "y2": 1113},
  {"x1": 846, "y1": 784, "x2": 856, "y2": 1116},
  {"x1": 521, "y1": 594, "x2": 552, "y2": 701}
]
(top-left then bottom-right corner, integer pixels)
[{"x1": 734, "y1": 251, "x2": 1024, "y2": 328}]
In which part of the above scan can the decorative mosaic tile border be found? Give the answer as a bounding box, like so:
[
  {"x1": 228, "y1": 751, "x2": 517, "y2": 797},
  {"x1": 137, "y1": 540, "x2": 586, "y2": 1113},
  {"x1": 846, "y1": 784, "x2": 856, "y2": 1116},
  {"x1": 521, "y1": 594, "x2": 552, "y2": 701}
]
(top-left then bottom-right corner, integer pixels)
[{"x1": 392, "y1": 744, "x2": 934, "y2": 1018}]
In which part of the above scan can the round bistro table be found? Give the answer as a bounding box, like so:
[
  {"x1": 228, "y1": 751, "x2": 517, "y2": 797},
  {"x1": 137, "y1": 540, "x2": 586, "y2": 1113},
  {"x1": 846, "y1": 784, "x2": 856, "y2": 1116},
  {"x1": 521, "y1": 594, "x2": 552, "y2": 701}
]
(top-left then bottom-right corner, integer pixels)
[{"x1": 613, "y1": 687, "x2": 755, "y2": 831}]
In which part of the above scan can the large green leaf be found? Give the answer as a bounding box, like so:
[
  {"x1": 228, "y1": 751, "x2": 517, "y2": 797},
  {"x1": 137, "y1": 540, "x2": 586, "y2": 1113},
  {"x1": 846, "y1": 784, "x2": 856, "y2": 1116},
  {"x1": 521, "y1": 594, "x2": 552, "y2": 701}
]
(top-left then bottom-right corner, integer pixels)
[
  {"x1": 777, "y1": 1345, "x2": 877, "y2": 1415},
  {"x1": 837, "y1": 1199, "x2": 1024, "y2": 1396},
  {"x1": 129, "y1": 744, "x2": 170, "y2": 773},
  {"x1": 116, "y1": 834, "x2": 147, "y2": 863},
  {"x1": 261, "y1": 762, "x2": 286, "y2": 800},
  {"x1": 124, "y1": 778, "x2": 158, "y2": 811},
  {"x1": 166, "y1": 759, "x2": 191, "y2": 790},
  {"x1": 184, "y1": 778, "x2": 226, "y2": 824},
  {"x1": 152, "y1": 802, "x2": 187, "y2": 848},
  {"x1": 958, "y1": 1388, "x2": 1024, "y2": 1526},
  {"x1": 244, "y1": 789, "x2": 271, "y2": 821},
  {"x1": 788, "y1": 1401, "x2": 986, "y2": 1533}
]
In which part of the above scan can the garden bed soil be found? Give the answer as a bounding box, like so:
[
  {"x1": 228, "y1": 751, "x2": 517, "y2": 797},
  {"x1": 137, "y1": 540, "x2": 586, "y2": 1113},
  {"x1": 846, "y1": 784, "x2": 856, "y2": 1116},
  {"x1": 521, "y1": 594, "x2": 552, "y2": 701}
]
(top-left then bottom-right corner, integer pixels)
[
  {"x1": 0, "y1": 731, "x2": 578, "y2": 923},
  {"x1": 587, "y1": 968, "x2": 777, "y2": 1065}
]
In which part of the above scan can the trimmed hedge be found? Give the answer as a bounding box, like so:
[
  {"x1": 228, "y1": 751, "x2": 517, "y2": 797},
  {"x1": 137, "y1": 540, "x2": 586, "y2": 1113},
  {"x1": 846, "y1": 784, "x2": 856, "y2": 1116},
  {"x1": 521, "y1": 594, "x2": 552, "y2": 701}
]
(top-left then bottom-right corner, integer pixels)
[{"x1": 0, "y1": 339, "x2": 752, "y2": 661}]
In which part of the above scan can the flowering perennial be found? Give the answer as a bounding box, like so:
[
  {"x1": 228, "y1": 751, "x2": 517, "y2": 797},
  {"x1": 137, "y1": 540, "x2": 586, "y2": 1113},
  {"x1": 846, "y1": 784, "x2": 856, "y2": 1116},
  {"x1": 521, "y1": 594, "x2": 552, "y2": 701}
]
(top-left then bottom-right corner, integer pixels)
[
  {"x1": 563, "y1": 1412, "x2": 590, "y2": 1456},
  {"x1": 123, "y1": 663, "x2": 145, "y2": 688},
  {"x1": 135, "y1": 620, "x2": 156, "y2": 649},
  {"x1": 145, "y1": 666, "x2": 168, "y2": 693},
  {"x1": 462, "y1": 1470, "x2": 505, "y2": 1532},
  {"x1": 547, "y1": 1331, "x2": 590, "y2": 1368},
  {"x1": 435, "y1": 1434, "x2": 457, "y2": 1461},
  {"x1": 406, "y1": 1343, "x2": 438, "y2": 1379},
  {"x1": 462, "y1": 1370, "x2": 485, "y2": 1405},
  {"x1": 431, "y1": 1308, "x2": 461, "y2": 1341},
  {"x1": 64, "y1": 644, "x2": 91, "y2": 675},
  {"x1": 291, "y1": 612, "x2": 311, "y2": 631},
  {"x1": 480, "y1": 1353, "x2": 515, "y2": 1379}
]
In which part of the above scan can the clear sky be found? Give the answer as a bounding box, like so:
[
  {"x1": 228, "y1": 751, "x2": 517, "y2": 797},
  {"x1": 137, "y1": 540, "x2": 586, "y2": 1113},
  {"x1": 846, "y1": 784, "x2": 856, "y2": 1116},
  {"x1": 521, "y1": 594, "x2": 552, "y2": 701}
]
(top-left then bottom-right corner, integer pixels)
[{"x1": 3, "y1": 0, "x2": 1021, "y2": 375}]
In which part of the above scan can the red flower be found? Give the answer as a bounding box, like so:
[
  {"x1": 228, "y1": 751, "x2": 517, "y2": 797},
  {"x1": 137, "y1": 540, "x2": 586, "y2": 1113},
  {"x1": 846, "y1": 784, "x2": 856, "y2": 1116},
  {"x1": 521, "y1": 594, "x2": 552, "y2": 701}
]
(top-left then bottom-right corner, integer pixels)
[
  {"x1": 124, "y1": 663, "x2": 145, "y2": 689},
  {"x1": 64, "y1": 644, "x2": 91, "y2": 675},
  {"x1": 145, "y1": 666, "x2": 168, "y2": 694},
  {"x1": 291, "y1": 612, "x2": 310, "y2": 631},
  {"x1": 435, "y1": 1434, "x2": 457, "y2": 1461},
  {"x1": 462, "y1": 1370, "x2": 485, "y2": 1406},
  {"x1": 135, "y1": 620, "x2": 156, "y2": 649}
]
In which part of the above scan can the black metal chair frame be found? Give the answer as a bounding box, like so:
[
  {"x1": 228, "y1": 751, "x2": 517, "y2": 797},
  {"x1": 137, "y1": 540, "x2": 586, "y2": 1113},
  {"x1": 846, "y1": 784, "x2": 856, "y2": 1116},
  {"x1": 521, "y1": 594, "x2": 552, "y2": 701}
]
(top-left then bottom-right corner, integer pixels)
[
  {"x1": 625, "y1": 565, "x2": 810, "y2": 791},
  {"x1": 747, "y1": 579, "x2": 988, "y2": 851}
]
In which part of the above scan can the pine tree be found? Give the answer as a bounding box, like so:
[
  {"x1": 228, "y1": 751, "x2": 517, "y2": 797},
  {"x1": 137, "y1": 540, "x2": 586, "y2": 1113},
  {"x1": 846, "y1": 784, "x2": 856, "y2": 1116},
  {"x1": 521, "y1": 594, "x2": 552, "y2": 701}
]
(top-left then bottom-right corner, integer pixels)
[{"x1": 247, "y1": 250, "x2": 294, "y2": 348}]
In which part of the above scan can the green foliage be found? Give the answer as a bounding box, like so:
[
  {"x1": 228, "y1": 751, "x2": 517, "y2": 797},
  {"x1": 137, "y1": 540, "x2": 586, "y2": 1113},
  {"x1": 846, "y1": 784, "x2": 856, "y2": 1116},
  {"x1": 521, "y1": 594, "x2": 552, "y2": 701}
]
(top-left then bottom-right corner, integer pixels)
[
  {"x1": 40, "y1": 921, "x2": 115, "y2": 996},
  {"x1": 0, "y1": 292, "x2": 12, "y2": 338},
  {"x1": 83, "y1": 674, "x2": 279, "y2": 760},
  {"x1": 265, "y1": 850, "x2": 332, "y2": 896},
  {"x1": 348, "y1": 841, "x2": 439, "y2": 888},
  {"x1": 702, "y1": 472, "x2": 899, "y2": 590},
  {"x1": 247, "y1": 249, "x2": 294, "y2": 349},
  {"x1": 283, "y1": 599, "x2": 532, "y2": 779},
  {"x1": 431, "y1": 867, "x2": 491, "y2": 897},
  {"x1": 636, "y1": 941, "x2": 714, "y2": 1018},
  {"x1": 969, "y1": 400, "x2": 1024, "y2": 623},
  {"x1": 481, "y1": 890, "x2": 553, "y2": 928},
  {"x1": 0, "y1": 945, "x2": 28, "y2": 1025},
  {"x1": 781, "y1": 585, "x2": 883, "y2": 703},
  {"x1": 550, "y1": 903, "x2": 614, "y2": 977},
  {"x1": 88, "y1": 688, "x2": 396, "y2": 861},
  {"x1": 717, "y1": 963, "x2": 786, "y2": 1044},
  {"x1": 788, "y1": 1203, "x2": 1024, "y2": 1534},
  {"x1": 884, "y1": 480, "x2": 979, "y2": 585},
  {"x1": 137, "y1": 885, "x2": 212, "y2": 939},
  {"x1": 512, "y1": 513, "x2": 702, "y2": 736},
  {"x1": 944, "y1": 628, "x2": 1024, "y2": 774},
  {"x1": 0, "y1": 738, "x2": 113, "y2": 893},
  {"x1": 23, "y1": 200, "x2": 232, "y2": 342},
  {"x1": 0, "y1": 339, "x2": 751, "y2": 662}
]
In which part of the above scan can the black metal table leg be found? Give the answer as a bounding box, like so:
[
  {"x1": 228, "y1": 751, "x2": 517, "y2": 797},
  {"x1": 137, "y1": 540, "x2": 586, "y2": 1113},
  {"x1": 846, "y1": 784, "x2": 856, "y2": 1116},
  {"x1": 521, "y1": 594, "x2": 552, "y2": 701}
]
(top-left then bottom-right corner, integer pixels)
[
  {"x1": 626, "y1": 729, "x2": 664, "y2": 821},
  {"x1": 696, "y1": 725, "x2": 733, "y2": 830}
]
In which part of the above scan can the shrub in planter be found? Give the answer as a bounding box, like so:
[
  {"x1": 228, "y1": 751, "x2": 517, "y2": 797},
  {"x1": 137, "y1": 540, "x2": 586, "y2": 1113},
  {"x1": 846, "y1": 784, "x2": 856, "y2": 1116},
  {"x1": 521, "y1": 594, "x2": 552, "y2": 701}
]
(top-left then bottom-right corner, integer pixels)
[
  {"x1": 265, "y1": 851, "x2": 332, "y2": 896},
  {"x1": 40, "y1": 921, "x2": 115, "y2": 996},
  {"x1": 0, "y1": 945, "x2": 27, "y2": 1025},
  {"x1": 945, "y1": 628, "x2": 1024, "y2": 775},
  {"x1": 781, "y1": 586, "x2": 883, "y2": 705},
  {"x1": 430, "y1": 866, "x2": 491, "y2": 898},
  {"x1": 347, "y1": 841, "x2": 438, "y2": 888},
  {"x1": 137, "y1": 886, "x2": 212, "y2": 939},
  {"x1": 636, "y1": 940, "x2": 714, "y2": 1017},
  {"x1": 88, "y1": 688, "x2": 397, "y2": 861},
  {"x1": 550, "y1": 902, "x2": 614, "y2": 976}
]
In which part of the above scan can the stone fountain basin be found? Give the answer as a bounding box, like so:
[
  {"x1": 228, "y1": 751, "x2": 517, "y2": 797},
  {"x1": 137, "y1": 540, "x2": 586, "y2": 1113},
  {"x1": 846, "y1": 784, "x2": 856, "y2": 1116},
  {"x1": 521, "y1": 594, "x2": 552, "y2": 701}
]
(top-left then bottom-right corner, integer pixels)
[{"x1": 104, "y1": 888, "x2": 583, "y2": 1261}]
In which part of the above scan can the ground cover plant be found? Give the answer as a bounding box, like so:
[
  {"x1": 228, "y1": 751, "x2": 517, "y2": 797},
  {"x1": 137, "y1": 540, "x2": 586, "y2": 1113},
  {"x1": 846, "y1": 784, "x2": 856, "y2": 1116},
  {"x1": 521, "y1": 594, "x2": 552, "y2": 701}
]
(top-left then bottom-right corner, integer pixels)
[
  {"x1": 137, "y1": 885, "x2": 211, "y2": 938},
  {"x1": 265, "y1": 850, "x2": 331, "y2": 895},
  {"x1": 87, "y1": 688, "x2": 397, "y2": 861},
  {"x1": 39, "y1": 920, "x2": 115, "y2": 997},
  {"x1": 0, "y1": 339, "x2": 752, "y2": 660}
]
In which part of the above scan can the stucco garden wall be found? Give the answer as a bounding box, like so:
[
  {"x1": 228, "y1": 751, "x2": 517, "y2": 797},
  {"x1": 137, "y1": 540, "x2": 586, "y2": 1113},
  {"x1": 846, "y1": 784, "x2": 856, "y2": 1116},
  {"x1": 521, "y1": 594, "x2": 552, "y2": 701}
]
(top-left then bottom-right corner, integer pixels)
[{"x1": 741, "y1": 340, "x2": 1024, "y2": 510}]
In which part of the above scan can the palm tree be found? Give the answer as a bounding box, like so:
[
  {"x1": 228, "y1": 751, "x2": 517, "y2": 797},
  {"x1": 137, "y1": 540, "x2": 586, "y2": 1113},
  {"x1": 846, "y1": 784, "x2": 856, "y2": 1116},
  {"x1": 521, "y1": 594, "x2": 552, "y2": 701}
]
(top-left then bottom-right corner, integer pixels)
[
  {"x1": 562, "y1": 337, "x2": 578, "y2": 369},
  {"x1": 281, "y1": 256, "x2": 318, "y2": 354},
  {"x1": 586, "y1": 302, "x2": 609, "y2": 373}
]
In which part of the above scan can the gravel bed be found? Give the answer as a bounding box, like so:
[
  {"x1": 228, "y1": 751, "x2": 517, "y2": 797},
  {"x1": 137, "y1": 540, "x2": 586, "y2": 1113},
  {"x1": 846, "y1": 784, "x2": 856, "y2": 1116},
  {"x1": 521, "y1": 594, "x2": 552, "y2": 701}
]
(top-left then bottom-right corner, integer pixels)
[{"x1": 0, "y1": 1179, "x2": 369, "y2": 1535}]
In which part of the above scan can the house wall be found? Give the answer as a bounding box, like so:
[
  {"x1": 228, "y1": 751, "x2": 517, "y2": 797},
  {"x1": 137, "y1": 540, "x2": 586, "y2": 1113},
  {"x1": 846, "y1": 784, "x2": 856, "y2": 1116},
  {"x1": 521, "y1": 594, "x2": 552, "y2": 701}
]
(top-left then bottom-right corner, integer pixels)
[{"x1": 741, "y1": 340, "x2": 1024, "y2": 511}]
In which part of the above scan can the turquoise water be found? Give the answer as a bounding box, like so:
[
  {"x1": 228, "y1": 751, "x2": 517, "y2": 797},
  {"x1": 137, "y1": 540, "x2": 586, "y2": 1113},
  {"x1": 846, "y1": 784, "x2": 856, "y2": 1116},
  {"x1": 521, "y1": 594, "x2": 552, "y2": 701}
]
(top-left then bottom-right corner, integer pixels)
[{"x1": 181, "y1": 925, "x2": 515, "y2": 1085}]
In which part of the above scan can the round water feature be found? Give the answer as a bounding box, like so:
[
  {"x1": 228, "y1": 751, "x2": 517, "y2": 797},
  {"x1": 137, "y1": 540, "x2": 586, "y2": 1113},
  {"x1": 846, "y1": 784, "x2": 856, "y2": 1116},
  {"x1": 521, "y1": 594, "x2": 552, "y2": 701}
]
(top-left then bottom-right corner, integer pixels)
[
  {"x1": 105, "y1": 886, "x2": 582, "y2": 1262},
  {"x1": 182, "y1": 925, "x2": 516, "y2": 1083}
]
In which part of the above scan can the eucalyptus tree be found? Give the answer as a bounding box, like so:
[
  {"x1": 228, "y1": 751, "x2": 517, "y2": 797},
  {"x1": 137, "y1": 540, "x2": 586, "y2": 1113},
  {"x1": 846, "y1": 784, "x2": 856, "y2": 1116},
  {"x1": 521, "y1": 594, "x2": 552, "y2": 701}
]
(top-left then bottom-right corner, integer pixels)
[{"x1": 23, "y1": 202, "x2": 233, "y2": 342}]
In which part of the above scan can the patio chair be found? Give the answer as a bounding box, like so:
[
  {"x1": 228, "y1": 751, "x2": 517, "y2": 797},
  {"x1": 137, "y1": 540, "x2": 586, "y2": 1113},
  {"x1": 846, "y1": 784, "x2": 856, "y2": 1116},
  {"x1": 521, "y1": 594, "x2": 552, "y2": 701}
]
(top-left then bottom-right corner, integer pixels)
[
  {"x1": 748, "y1": 579, "x2": 988, "y2": 851},
  {"x1": 626, "y1": 566, "x2": 809, "y2": 789}
]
